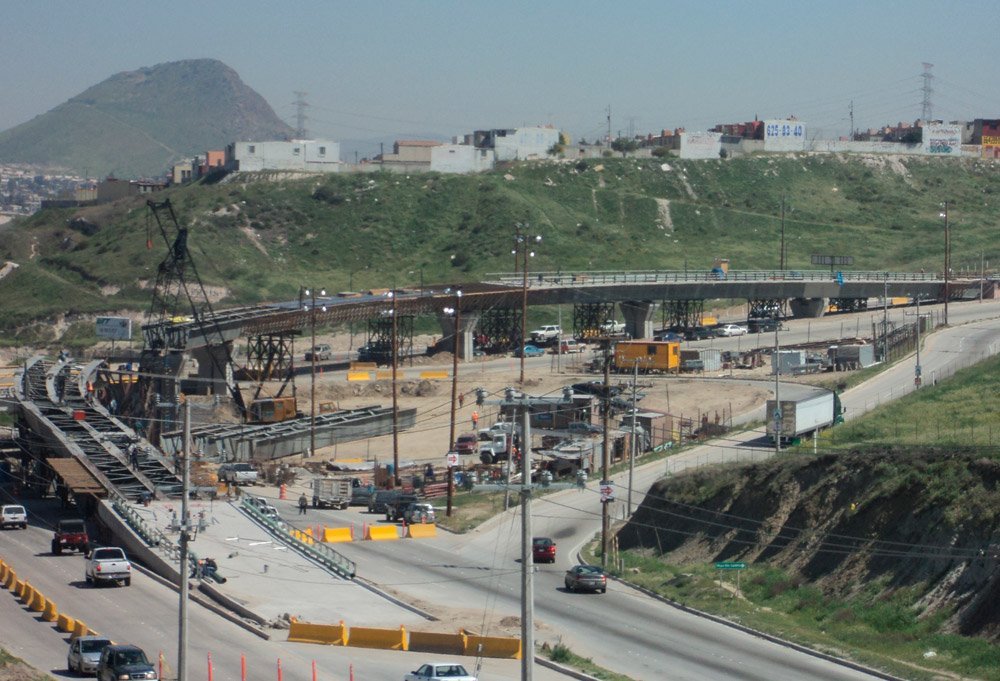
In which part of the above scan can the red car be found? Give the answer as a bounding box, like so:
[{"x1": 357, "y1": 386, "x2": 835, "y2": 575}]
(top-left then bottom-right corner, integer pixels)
[
  {"x1": 532, "y1": 537, "x2": 556, "y2": 563},
  {"x1": 454, "y1": 433, "x2": 478, "y2": 455}
]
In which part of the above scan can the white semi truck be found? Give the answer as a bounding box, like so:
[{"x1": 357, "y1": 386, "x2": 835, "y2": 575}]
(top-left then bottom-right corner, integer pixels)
[{"x1": 765, "y1": 391, "x2": 844, "y2": 444}]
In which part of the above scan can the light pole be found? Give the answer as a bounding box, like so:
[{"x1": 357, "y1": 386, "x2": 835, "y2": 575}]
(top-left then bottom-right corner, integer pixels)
[
  {"x1": 388, "y1": 291, "x2": 400, "y2": 486},
  {"x1": 906, "y1": 296, "x2": 928, "y2": 388},
  {"x1": 940, "y1": 201, "x2": 951, "y2": 326},
  {"x1": 779, "y1": 193, "x2": 786, "y2": 273},
  {"x1": 513, "y1": 223, "x2": 541, "y2": 384},
  {"x1": 445, "y1": 290, "x2": 462, "y2": 517},
  {"x1": 773, "y1": 322, "x2": 781, "y2": 454},
  {"x1": 301, "y1": 287, "x2": 327, "y2": 458}
]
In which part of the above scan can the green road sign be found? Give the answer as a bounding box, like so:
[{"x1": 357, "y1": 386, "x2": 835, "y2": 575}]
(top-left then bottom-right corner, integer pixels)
[{"x1": 714, "y1": 561, "x2": 747, "y2": 570}]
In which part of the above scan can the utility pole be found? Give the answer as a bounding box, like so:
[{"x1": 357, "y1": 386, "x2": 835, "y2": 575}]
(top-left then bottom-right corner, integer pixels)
[
  {"x1": 177, "y1": 400, "x2": 191, "y2": 681},
  {"x1": 627, "y1": 358, "x2": 640, "y2": 516},
  {"x1": 519, "y1": 405, "x2": 534, "y2": 681},
  {"x1": 883, "y1": 273, "x2": 890, "y2": 363},
  {"x1": 446, "y1": 291, "x2": 462, "y2": 517},
  {"x1": 940, "y1": 201, "x2": 950, "y2": 326},
  {"x1": 601, "y1": 342, "x2": 611, "y2": 568},
  {"x1": 773, "y1": 324, "x2": 781, "y2": 454},
  {"x1": 606, "y1": 105, "x2": 612, "y2": 149},
  {"x1": 849, "y1": 100, "x2": 854, "y2": 140},
  {"x1": 779, "y1": 194, "x2": 786, "y2": 272},
  {"x1": 390, "y1": 293, "x2": 400, "y2": 486},
  {"x1": 303, "y1": 287, "x2": 326, "y2": 458}
]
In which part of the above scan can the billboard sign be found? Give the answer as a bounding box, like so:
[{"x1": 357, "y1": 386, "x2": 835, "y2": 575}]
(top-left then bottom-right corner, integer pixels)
[
  {"x1": 679, "y1": 132, "x2": 722, "y2": 159},
  {"x1": 763, "y1": 119, "x2": 806, "y2": 151},
  {"x1": 923, "y1": 124, "x2": 961, "y2": 155},
  {"x1": 95, "y1": 316, "x2": 132, "y2": 340}
]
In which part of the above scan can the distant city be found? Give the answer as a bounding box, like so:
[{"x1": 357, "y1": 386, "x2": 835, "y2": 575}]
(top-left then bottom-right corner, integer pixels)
[{"x1": 2, "y1": 116, "x2": 998, "y2": 218}]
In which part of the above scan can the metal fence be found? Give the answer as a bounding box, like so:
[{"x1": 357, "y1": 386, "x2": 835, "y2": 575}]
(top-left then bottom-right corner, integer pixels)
[{"x1": 486, "y1": 269, "x2": 940, "y2": 288}]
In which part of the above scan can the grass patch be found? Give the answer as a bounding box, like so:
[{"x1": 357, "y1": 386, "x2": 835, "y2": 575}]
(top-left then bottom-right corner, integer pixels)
[
  {"x1": 0, "y1": 647, "x2": 50, "y2": 681},
  {"x1": 540, "y1": 639, "x2": 638, "y2": 681}
]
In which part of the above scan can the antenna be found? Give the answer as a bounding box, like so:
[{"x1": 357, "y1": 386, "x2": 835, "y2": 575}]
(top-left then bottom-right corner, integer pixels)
[
  {"x1": 848, "y1": 100, "x2": 854, "y2": 140},
  {"x1": 293, "y1": 91, "x2": 310, "y2": 138},
  {"x1": 921, "y1": 63, "x2": 934, "y2": 122},
  {"x1": 606, "y1": 104, "x2": 612, "y2": 147}
]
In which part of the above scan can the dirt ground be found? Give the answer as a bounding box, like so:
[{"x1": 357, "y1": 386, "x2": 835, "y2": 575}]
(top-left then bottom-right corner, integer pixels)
[{"x1": 291, "y1": 331, "x2": 772, "y2": 470}]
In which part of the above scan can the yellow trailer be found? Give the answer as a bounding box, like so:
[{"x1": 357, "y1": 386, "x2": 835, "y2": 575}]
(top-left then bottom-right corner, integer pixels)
[{"x1": 613, "y1": 341, "x2": 680, "y2": 373}]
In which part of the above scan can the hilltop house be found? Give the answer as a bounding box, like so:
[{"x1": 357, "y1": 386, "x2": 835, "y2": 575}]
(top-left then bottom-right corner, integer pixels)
[{"x1": 225, "y1": 139, "x2": 341, "y2": 173}]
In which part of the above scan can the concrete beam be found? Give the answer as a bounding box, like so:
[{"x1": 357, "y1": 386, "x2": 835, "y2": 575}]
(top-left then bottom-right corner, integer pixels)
[
  {"x1": 789, "y1": 297, "x2": 827, "y2": 318},
  {"x1": 190, "y1": 343, "x2": 236, "y2": 396},
  {"x1": 436, "y1": 312, "x2": 481, "y2": 361},
  {"x1": 620, "y1": 301, "x2": 659, "y2": 340}
]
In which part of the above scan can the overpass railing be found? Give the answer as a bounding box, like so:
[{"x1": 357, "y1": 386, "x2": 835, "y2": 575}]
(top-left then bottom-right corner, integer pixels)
[{"x1": 484, "y1": 269, "x2": 939, "y2": 287}]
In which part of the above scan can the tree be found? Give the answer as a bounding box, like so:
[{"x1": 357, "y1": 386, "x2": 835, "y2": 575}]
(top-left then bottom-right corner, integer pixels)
[{"x1": 611, "y1": 137, "x2": 638, "y2": 157}]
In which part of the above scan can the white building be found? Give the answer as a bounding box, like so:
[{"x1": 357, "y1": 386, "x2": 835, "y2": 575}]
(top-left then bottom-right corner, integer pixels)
[
  {"x1": 225, "y1": 139, "x2": 341, "y2": 172},
  {"x1": 430, "y1": 144, "x2": 495, "y2": 174},
  {"x1": 490, "y1": 126, "x2": 561, "y2": 161}
]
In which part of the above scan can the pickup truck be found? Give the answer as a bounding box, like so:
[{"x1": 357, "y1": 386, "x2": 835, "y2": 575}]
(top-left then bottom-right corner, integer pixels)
[
  {"x1": 529, "y1": 324, "x2": 561, "y2": 344},
  {"x1": 0, "y1": 504, "x2": 27, "y2": 530},
  {"x1": 85, "y1": 547, "x2": 132, "y2": 587},
  {"x1": 217, "y1": 462, "x2": 258, "y2": 485},
  {"x1": 52, "y1": 518, "x2": 90, "y2": 555},
  {"x1": 600, "y1": 319, "x2": 626, "y2": 335}
]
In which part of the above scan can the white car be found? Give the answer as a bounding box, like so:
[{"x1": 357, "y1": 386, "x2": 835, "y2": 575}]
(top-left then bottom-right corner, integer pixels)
[
  {"x1": 404, "y1": 662, "x2": 477, "y2": 681},
  {"x1": 67, "y1": 635, "x2": 112, "y2": 675},
  {"x1": 717, "y1": 323, "x2": 748, "y2": 337},
  {"x1": 1, "y1": 504, "x2": 27, "y2": 529}
]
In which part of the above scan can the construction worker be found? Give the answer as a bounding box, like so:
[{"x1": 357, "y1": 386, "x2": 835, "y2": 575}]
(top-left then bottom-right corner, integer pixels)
[
  {"x1": 298, "y1": 493, "x2": 308, "y2": 515},
  {"x1": 471, "y1": 410, "x2": 479, "y2": 429}
]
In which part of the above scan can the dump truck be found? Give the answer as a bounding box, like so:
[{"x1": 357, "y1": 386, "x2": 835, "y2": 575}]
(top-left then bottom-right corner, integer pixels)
[
  {"x1": 765, "y1": 391, "x2": 844, "y2": 443},
  {"x1": 613, "y1": 340, "x2": 680, "y2": 373},
  {"x1": 312, "y1": 477, "x2": 353, "y2": 509}
]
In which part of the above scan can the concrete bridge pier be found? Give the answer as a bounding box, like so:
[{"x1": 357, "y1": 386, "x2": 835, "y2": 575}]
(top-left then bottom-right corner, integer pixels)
[
  {"x1": 789, "y1": 297, "x2": 828, "y2": 319},
  {"x1": 436, "y1": 311, "x2": 481, "y2": 360},
  {"x1": 190, "y1": 343, "x2": 236, "y2": 396},
  {"x1": 621, "y1": 301, "x2": 660, "y2": 340}
]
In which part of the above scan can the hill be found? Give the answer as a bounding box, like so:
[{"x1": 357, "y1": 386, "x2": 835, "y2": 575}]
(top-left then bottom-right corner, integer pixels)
[
  {"x1": 0, "y1": 153, "x2": 998, "y2": 345},
  {"x1": 0, "y1": 59, "x2": 293, "y2": 178}
]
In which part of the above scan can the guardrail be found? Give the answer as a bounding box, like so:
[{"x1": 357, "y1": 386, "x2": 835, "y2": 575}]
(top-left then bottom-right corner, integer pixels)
[
  {"x1": 110, "y1": 491, "x2": 199, "y2": 573},
  {"x1": 239, "y1": 498, "x2": 356, "y2": 579},
  {"x1": 485, "y1": 269, "x2": 941, "y2": 287}
]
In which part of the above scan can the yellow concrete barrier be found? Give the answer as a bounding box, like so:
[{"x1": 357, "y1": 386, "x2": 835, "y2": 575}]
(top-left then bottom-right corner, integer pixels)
[
  {"x1": 0, "y1": 562, "x2": 8, "y2": 581},
  {"x1": 407, "y1": 523, "x2": 437, "y2": 538},
  {"x1": 72, "y1": 619, "x2": 89, "y2": 638},
  {"x1": 464, "y1": 633, "x2": 522, "y2": 659},
  {"x1": 323, "y1": 527, "x2": 353, "y2": 543},
  {"x1": 375, "y1": 370, "x2": 393, "y2": 380},
  {"x1": 365, "y1": 525, "x2": 399, "y2": 541},
  {"x1": 29, "y1": 590, "x2": 46, "y2": 612},
  {"x1": 4, "y1": 569, "x2": 16, "y2": 589},
  {"x1": 42, "y1": 598, "x2": 58, "y2": 622},
  {"x1": 347, "y1": 370, "x2": 372, "y2": 382},
  {"x1": 13, "y1": 580, "x2": 26, "y2": 598},
  {"x1": 57, "y1": 613, "x2": 76, "y2": 633},
  {"x1": 418, "y1": 370, "x2": 449, "y2": 380},
  {"x1": 346, "y1": 625, "x2": 407, "y2": 650},
  {"x1": 408, "y1": 630, "x2": 467, "y2": 656},
  {"x1": 18, "y1": 583, "x2": 33, "y2": 603},
  {"x1": 287, "y1": 620, "x2": 347, "y2": 646}
]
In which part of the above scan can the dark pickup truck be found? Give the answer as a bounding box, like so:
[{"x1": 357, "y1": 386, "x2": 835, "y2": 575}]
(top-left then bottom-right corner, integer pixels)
[{"x1": 385, "y1": 493, "x2": 420, "y2": 522}]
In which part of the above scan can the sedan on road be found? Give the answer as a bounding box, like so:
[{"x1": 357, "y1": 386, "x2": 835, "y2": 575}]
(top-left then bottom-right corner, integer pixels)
[
  {"x1": 532, "y1": 537, "x2": 556, "y2": 563},
  {"x1": 716, "y1": 323, "x2": 749, "y2": 337},
  {"x1": 404, "y1": 661, "x2": 477, "y2": 681},
  {"x1": 564, "y1": 564, "x2": 607, "y2": 593},
  {"x1": 67, "y1": 635, "x2": 112, "y2": 675},
  {"x1": 514, "y1": 344, "x2": 545, "y2": 358}
]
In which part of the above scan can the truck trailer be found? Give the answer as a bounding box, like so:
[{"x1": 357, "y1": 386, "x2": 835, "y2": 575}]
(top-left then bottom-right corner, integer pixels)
[
  {"x1": 312, "y1": 477, "x2": 353, "y2": 509},
  {"x1": 765, "y1": 391, "x2": 844, "y2": 443}
]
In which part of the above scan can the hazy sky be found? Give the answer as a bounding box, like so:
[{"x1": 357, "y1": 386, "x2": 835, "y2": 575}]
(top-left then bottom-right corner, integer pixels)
[{"x1": 3, "y1": 0, "x2": 999, "y2": 154}]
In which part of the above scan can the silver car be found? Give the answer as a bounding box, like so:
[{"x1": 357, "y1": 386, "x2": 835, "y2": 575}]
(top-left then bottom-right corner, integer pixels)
[
  {"x1": 67, "y1": 635, "x2": 112, "y2": 675},
  {"x1": 717, "y1": 323, "x2": 748, "y2": 337}
]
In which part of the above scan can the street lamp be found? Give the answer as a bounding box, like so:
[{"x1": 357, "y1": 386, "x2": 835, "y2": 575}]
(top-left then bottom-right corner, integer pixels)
[
  {"x1": 387, "y1": 291, "x2": 400, "y2": 486},
  {"x1": 301, "y1": 287, "x2": 327, "y2": 458},
  {"x1": 513, "y1": 223, "x2": 541, "y2": 384},
  {"x1": 940, "y1": 201, "x2": 951, "y2": 326},
  {"x1": 444, "y1": 290, "x2": 462, "y2": 517}
]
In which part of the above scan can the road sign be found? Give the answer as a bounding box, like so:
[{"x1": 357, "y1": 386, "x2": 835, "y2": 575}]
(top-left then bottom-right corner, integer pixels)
[
  {"x1": 714, "y1": 561, "x2": 747, "y2": 570},
  {"x1": 599, "y1": 480, "x2": 614, "y2": 502},
  {"x1": 445, "y1": 451, "x2": 459, "y2": 467},
  {"x1": 810, "y1": 255, "x2": 854, "y2": 266}
]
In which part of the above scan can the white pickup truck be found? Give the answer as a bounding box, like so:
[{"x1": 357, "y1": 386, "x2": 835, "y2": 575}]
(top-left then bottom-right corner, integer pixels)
[
  {"x1": 529, "y1": 325, "x2": 561, "y2": 344},
  {"x1": 85, "y1": 547, "x2": 132, "y2": 587},
  {"x1": 600, "y1": 319, "x2": 626, "y2": 334}
]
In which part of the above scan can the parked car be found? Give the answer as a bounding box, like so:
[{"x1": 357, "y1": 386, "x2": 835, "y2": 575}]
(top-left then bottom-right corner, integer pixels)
[
  {"x1": 528, "y1": 324, "x2": 562, "y2": 344},
  {"x1": 454, "y1": 432, "x2": 479, "y2": 455},
  {"x1": 653, "y1": 330, "x2": 684, "y2": 342},
  {"x1": 532, "y1": 537, "x2": 556, "y2": 563},
  {"x1": 747, "y1": 317, "x2": 783, "y2": 333},
  {"x1": 217, "y1": 462, "x2": 258, "y2": 485},
  {"x1": 514, "y1": 344, "x2": 545, "y2": 358},
  {"x1": 404, "y1": 662, "x2": 477, "y2": 681},
  {"x1": 403, "y1": 502, "x2": 436, "y2": 525},
  {"x1": 67, "y1": 635, "x2": 112, "y2": 675},
  {"x1": 246, "y1": 496, "x2": 281, "y2": 521},
  {"x1": 683, "y1": 326, "x2": 717, "y2": 341},
  {"x1": 52, "y1": 518, "x2": 90, "y2": 555},
  {"x1": 553, "y1": 338, "x2": 586, "y2": 354},
  {"x1": 564, "y1": 564, "x2": 607, "y2": 593},
  {"x1": 96, "y1": 644, "x2": 158, "y2": 681},
  {"x1": 567, "y1": 421, "x2": 602, "y2": 435},
  {"x1": 716, "y1": 323, "x2": 748, "y2": 337},
  {"x1": 304, "y1": 343, "x2": 332, "y2": 361},
  {"x1": 0, "y1": 504, "x2": 27, "y2": 529}
]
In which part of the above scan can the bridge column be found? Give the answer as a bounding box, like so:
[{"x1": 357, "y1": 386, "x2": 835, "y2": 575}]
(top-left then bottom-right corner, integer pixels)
[
  {"x1": 789, "y1": 297, "x2": 828, "y2": 319},
  {"x1": 190, "y1": 343, "x2": 235, "y2": 396},
  {"x1": 436, "y1": 312, "x2": 481, "y2": 361},
  {"x1": 621, "y1": 301, "x2": 659, "y2": 340}
]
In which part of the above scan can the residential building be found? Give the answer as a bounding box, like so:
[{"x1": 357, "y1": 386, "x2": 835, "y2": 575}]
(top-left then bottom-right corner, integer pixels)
[
  {"x1": 377, "y1": 140, "x2": 442, "y2": 172},
  {"x1": 430, "y1": 144, "x2": 495, "y2": 174},
  {"x1": 225, "y1": 139, "x2": 341, "y2": 173}
]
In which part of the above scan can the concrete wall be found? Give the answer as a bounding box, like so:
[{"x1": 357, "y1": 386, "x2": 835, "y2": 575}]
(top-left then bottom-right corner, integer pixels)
[
  {"x1": 228, "y1": 140, "x2": 342, "y2": 172},
  {"x1": 493, "y1": 126, "x2": 561, "y2": 161}
]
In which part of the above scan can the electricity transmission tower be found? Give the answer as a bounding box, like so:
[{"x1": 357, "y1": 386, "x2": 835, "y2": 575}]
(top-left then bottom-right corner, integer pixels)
[
  {"x1": 921, "y1": 63, "x2": 934, "y2": 122},
  {"x1": 293, "y1": 91, "x2": 309, "y2": 138}
]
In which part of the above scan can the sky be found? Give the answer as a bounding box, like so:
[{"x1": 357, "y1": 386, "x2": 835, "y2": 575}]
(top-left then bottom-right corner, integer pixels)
[{"x1": 3, "y1": 0, "x2": 999, "y2": 156}]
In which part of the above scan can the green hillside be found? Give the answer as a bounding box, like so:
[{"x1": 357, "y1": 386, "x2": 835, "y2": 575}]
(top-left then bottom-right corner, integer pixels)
[
  {"x1": 0, "y1": 59, "x2": 293, "y2": 177},
  {"x1": 1, "y1": 153, "x2": 998, "y2": 344}
]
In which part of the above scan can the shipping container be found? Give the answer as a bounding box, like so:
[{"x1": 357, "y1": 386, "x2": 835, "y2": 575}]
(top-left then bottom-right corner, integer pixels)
[
  {"x1": 771, "y1": 350, "x2": 805, "y2": 375},
  {"x1": 613, "y1": 341, "x2": 680, "y2": 373}
]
